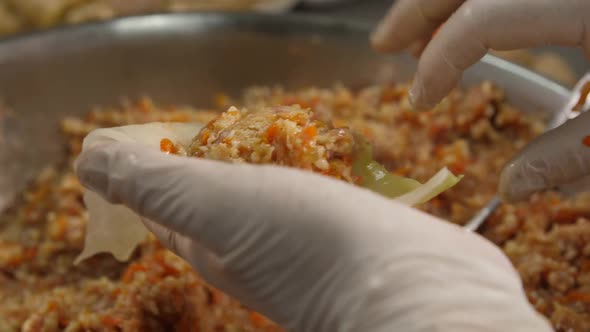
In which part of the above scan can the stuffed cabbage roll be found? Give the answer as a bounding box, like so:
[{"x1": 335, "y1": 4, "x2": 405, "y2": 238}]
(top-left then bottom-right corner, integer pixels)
[{"x1": 76, "y1": 105, "x2": 462, "y2": 264}]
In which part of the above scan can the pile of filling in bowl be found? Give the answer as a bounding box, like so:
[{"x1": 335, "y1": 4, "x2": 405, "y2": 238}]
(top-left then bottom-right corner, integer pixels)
[{"x1": 1, "y1": 81, "x2": 589, "y2": 332}]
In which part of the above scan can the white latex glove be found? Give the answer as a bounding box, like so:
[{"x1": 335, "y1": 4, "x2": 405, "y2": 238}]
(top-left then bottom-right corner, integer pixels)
[
  {"x1": 498, "y1": 73, "x2": 590, "y2": 202},
  {"x1": 75, "y1": 142, "x2": 553, "y2": 332},
  {"x1": 499, "y1": 109, "x2": 590, "y2": 202},
  {"x1": 371, "y1": 0, "x2": 590, "y2": 109}
]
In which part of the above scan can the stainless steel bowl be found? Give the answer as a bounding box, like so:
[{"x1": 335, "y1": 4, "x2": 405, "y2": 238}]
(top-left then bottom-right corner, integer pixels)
[{"x1": 0, "y1": 13, "x2": 571, "y2": 212}]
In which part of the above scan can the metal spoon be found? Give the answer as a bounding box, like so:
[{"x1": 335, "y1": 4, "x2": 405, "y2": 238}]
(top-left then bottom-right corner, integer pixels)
[{"x1": 464, "y1": 72, "x2": 590, "y2": 232}]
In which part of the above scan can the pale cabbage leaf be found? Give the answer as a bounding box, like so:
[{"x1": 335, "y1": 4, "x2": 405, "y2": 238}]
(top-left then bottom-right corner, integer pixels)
[
  {"x1": 352, "y1": 135, "x2": 463, "y2": 206},
  {"x1": 74, "y1": 122, "x2": 203, "y2": 264}
]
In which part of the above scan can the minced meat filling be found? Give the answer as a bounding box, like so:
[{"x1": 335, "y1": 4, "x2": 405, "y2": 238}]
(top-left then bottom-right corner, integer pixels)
[{"x1": 188, "y1": 105, "x2": 356, "y2": 182}]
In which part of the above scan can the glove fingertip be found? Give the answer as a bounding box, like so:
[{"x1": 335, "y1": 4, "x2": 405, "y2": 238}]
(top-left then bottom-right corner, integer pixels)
[
  {"x1": 370, "y1": 17, "x2": 408, "y2": 53},
  {"x1": 409, "y1": 82, "x2": 437, "y2": 112},
  {"x1": 498, "y1": 161, "x2": 545, "y2": 203},
  {"x1": 75, "y1": 144, "x2": 120, "y2": 196}
]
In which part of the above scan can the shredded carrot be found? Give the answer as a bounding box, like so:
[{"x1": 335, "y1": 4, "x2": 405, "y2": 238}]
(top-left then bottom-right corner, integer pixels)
[
  {"x1": 302, "y1": 125, "x2": 317, "y2": 142},
  {"x1": 434, "y1": 146, "x2": 445, "y2": 160},
  {"x1": 249, "y1": 312, "x2": 268, "y2": 327},
  {"x1": 211, "y1": 289, "x2": 224, "y2": 305},
  {"x1": 121, "y1": 263, "x2": 147, "y2": 282},
  {"x1": 101, "y1": 315, "x2": 123, "y2": 327},
  {"x1": 553, "y1": 207, "x2": 587, "y2": 224},
  {"x1": 380, "y1": 87, "x2": 403, "y2": 103},
  {"x1": 111, "y1": 288, "x2": 122, "y2": 298},
  {"x1": 154, "y1": 251, "x2": 181, "y2": 276},
  {"x1": 200, "y1": 130, "x2": 211, "y2": 145},
  {"x1": 583, "y1": 135, "x2": 590, "y2": 147},
  {"x1": 428, "y1": 124, "x2": 447, "y2": 139},
  {"x1": 47, "y1": 300, "x2": 58, "y2": 311},
  {"x1": 51, "y1": 215, "x2": 67, "y2": 240},
  {"x1": 160, "y1": 138, "x2": 178, "y2": 154},
  {"x1": 562, "y1": 291, "x2": 590, "y2": 304},
  {"x1": 205, "y1": 117, "x2": 217, "y2": 130},
  {"x1": 450, "y1": 160, "x2": 466, "y2": 175},
  {"x1": 265, "y1": 124, "x2": 280, "y2": 143}
]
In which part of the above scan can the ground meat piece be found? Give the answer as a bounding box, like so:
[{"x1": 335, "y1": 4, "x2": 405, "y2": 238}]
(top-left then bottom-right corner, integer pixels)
[{"x1": 189, "y1": 105, "x2": 356, "y2": 182}]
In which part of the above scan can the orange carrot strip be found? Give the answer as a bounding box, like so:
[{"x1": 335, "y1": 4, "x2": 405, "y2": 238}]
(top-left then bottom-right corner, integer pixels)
[
  {"x1": 121, "y1": 263, "x2": 147, "y2": 282},
  {"x1": 302, "y1": 125, "x2": 317, "y2": 141},
  {"x1": 562, "y1": 291, "x2": 590, "y2": 304},
  {"x1": 249, "y1": 312, "x2": 268, "y2": 327},
  {"x1": 101, "y1": 315, "x2": 123, "y2": 327},
  {"x1": 200, "y1": 130, "x2": 211, "y2": 145},
  {"x1": 265, "y1": 124, "x2": 280, "y2": 143},
  {"x1": 160, "y1": 138, "x2": 178, "y2": 154}
]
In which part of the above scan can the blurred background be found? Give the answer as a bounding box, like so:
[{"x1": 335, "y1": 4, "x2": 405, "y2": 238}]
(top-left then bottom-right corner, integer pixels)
[{"x1": 0, "y1": 0, "x2": 587, "y2": 87}]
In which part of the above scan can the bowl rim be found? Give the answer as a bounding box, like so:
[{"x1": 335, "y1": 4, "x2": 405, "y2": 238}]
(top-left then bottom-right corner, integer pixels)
[{"x1": 0, "y1": 12, "x2": 571, "y2": 99}]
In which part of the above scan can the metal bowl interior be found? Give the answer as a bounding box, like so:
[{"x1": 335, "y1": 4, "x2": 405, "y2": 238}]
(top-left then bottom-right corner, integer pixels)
[{"x1": 0, "y1": 13, "x2": 571, "y2": 212}]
